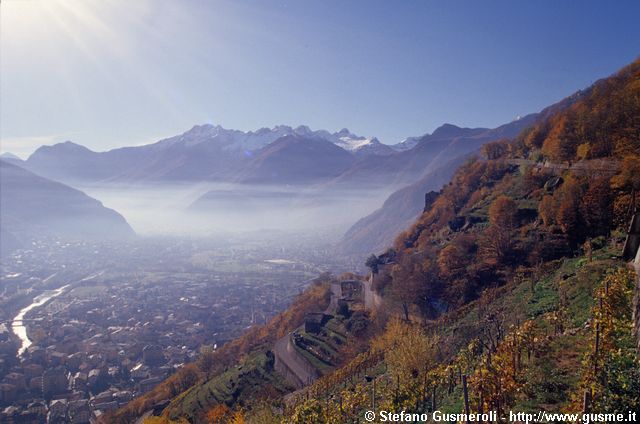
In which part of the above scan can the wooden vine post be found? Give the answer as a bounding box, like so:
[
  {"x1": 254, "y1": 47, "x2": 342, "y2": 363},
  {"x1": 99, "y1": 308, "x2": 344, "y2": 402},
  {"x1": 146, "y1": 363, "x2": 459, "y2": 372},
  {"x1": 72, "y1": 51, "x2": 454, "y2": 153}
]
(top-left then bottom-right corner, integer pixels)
[{"x1": 462, "y1": 374, "x2": 470, "y2": 423}]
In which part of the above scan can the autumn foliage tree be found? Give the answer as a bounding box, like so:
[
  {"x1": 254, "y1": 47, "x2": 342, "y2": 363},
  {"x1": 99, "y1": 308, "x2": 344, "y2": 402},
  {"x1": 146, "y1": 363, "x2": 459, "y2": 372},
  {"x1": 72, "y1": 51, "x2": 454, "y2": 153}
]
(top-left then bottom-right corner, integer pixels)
[
  {"x1": 541, "y1": 114, "x2": 578, "y2": 162},
  {"x1": 372, "y1": 318, "x2": 440, "y2": 382},
  {"x1": 555, "y1": 178, "x2": 582, "y2": 235},
  {"x1": 197, "y1": 346, "x2": 216, "y2": 378},
  {"x1": 538, "y1": 173, "x2": 615, "y2": 243},
  {"x1": 389, "y1": 253, "x2": 439, "y2": 320},
  {"x1": 437, "y1": 234, "x2": 478, "y2": 303},
  {"x1": 611, "y1": 155, "x2": 640, "y2": 222},
  {"x1": 482, "y1": 139, "x2": 510, "y2": 160},
  {"x1": 437, "y1": 236, "x2": 475, "y2": 280},
  {"x1": 206, "y1": 405, "x2": 233, "y2": 424},
  {"x1": 205, "y1": 405, "x2": 246, "y2": 424},
  {"x1": 479, "y1": 196, "x2": 518, "y2": 265},
  {"x1": 522, "y1": 123, "x2": 547, "y2": 150},
  {"x1": 580, "y1": 177, "x2": 613, "y2": 237}
]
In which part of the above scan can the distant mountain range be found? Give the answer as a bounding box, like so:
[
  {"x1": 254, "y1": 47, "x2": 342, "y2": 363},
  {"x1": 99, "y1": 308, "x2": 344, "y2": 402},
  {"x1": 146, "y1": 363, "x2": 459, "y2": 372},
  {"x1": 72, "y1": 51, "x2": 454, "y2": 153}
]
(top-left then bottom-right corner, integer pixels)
[
  {"x1": 18, "y1": 118, "x2": 538, "y2": 192},
  {"x1": 21, "y1": 125, "x2": 395, "y2": 185},
  {"x1": 0, "y1": 160, "x2": 134, "y2": 255}
]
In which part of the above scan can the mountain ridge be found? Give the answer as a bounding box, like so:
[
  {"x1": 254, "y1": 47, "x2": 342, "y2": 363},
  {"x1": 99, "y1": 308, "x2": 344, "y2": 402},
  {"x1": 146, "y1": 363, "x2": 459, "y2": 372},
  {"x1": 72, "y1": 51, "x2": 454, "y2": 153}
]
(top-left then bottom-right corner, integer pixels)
[
  {"x1": 22, "y1": 118, "x2": 533, "y2": 189},
  {"x1": 0, "y1": 160, "x2": 135, "y2": 255}
]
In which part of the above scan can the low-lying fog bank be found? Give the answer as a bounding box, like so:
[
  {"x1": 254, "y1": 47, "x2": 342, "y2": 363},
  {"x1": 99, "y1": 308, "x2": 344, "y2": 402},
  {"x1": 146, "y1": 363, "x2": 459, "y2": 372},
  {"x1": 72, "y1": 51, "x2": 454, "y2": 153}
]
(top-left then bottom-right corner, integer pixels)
[{"x1": 78, "y1": 182, "x2": 393, "y2": 239}]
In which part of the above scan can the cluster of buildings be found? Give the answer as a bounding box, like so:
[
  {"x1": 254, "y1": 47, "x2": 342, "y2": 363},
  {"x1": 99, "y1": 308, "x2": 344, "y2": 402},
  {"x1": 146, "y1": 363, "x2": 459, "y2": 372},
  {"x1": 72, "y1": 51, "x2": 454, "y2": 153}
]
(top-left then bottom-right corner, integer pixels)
[{"x1": 0, "y1": 235, "x2": 351, "y2": 423}]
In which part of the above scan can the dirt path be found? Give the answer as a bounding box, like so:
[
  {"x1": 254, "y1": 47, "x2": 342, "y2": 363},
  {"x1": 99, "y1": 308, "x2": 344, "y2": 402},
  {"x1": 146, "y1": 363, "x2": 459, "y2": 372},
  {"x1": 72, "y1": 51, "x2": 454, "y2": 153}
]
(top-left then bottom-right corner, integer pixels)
[{"x1": 506, "y1": 158, "x2": 619, "y2": 175}]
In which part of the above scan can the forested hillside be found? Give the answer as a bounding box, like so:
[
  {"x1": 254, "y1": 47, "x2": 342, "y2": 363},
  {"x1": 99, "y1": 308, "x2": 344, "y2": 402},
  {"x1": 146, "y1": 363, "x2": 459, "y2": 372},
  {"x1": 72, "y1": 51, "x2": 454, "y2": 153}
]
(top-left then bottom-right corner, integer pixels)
[
  {"x1": 110, "y1": 59, "x2": 640, "y2": 424},
  {"x1": 381, "y1": 58, "x2": 640, "y2": 316}
]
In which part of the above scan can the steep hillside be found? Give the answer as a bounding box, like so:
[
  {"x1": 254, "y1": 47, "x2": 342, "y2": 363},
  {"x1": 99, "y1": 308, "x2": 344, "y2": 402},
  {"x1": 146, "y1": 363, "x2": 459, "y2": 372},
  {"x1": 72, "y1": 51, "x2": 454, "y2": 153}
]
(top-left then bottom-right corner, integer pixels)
[
  {"x1": 0, "y1": 160, "x2": 134, "y2": 255},
  {"x1": 337, "y1": 88, "x2": 591, "y2": 256},
  {"x1": 380, "y1": 59, "x2": 639, "y2": 316},
  {"x1": 282, "y1": 58, "x2": 640, "y2": 423},
  {"x1": 284, "y1": 248, "x2": 638, "y2": 423},
  {"x1": 112, "y1": 59, "x2": 640, "y2": 424}
]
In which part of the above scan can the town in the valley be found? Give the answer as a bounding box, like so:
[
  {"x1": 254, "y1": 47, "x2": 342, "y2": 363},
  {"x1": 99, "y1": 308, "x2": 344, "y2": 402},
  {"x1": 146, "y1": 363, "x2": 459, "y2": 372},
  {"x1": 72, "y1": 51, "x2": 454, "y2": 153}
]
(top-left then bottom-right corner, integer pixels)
[{"x1": 0, "y1": 234, "x2": 352, "y2": 423}]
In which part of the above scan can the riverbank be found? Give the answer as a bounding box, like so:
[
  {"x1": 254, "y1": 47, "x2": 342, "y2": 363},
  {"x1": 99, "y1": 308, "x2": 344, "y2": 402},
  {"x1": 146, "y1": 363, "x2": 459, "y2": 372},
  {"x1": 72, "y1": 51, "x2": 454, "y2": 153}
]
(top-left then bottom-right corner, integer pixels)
[{"x1": 11, "y1": 284, "x2": 70, "y2": 356}]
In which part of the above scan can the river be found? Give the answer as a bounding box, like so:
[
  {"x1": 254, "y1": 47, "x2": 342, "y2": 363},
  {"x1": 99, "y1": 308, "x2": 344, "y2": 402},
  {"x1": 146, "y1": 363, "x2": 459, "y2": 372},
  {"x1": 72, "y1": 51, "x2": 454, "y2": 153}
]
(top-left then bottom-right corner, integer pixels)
[{"x1": 11, "y1": 284, "x2": 69, "y2": 356}]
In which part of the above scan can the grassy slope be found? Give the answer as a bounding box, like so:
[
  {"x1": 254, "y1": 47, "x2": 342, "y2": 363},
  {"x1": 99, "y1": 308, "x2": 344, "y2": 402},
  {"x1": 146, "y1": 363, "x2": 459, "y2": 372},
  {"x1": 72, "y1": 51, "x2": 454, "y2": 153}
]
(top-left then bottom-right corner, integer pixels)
[
  {"x1": 436, "y1": 245, "x2": 620, "y2": 413},
  {"x1": 284, "y1": 244, "x2": 632, "y2": 423},
  {"x1": 163, "y1": 293, "x2": 371, "y2": 422},
  {"x1": 166, "y1": 353, "x2": 290, "y2": 421}
]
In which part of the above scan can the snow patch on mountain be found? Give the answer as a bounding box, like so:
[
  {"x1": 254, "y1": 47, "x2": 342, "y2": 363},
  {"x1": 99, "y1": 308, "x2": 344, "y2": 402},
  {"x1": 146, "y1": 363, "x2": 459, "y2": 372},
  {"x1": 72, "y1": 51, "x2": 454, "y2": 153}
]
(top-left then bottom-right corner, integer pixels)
[
  {"x1": 162, "y1": 124, "x2": 393, "y2": 156},
  {"x1": 392, "y1": 135, "x2": 425, "y2": 152}
]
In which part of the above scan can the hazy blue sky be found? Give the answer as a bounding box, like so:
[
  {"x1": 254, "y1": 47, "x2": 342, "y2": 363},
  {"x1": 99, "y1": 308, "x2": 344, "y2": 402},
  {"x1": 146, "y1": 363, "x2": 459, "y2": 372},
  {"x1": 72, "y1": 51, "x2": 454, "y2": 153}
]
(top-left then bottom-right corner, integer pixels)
[{"x1": 1, "y1": 0, "x2": 639, "y2": 157}]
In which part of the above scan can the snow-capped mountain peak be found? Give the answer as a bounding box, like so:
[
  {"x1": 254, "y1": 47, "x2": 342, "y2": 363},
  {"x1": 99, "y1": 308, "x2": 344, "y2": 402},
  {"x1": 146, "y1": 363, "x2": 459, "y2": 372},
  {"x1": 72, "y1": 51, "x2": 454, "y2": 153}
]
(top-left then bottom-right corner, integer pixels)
[
  {"x1": 161, "y1": 123, "x2": 395, "y2": 156},
  {"x1": 333, "y1": 134, "x2": 375, "y2": 150}
]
